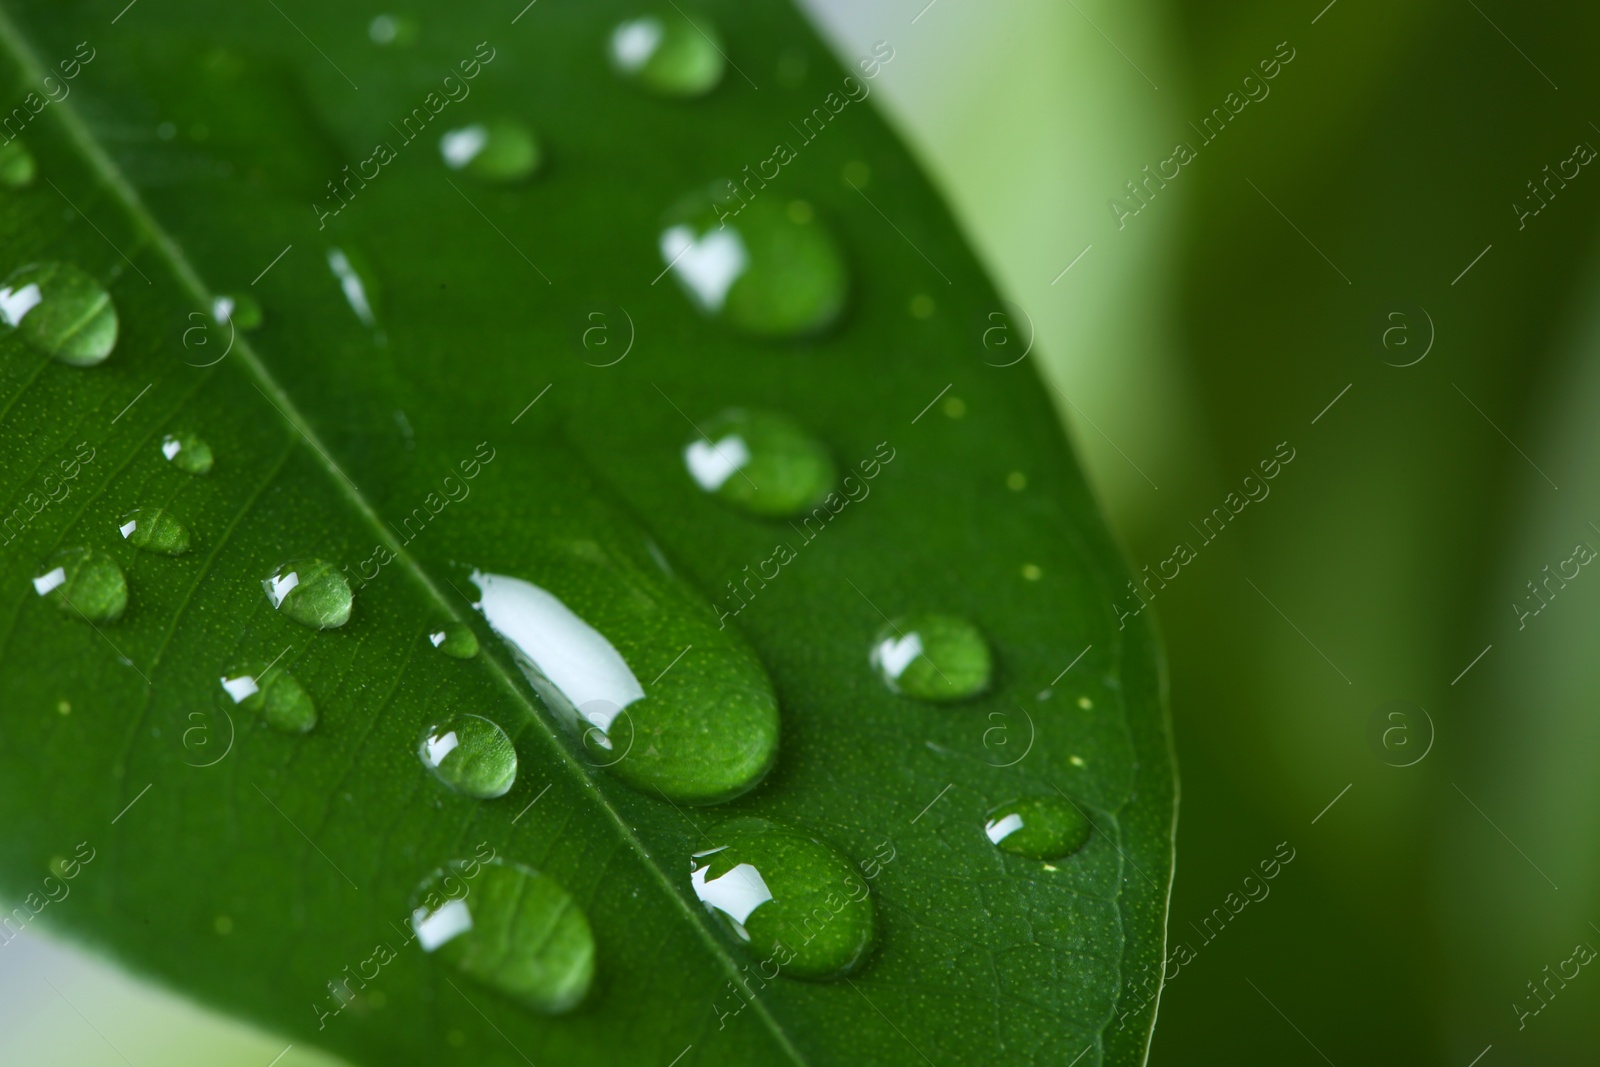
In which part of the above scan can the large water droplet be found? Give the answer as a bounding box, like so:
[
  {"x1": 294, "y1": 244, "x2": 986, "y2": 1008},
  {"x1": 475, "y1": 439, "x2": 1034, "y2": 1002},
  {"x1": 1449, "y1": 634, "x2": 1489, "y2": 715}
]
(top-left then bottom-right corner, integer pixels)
[
  {"x1": 428, "y1": 622, "x2": 479, "y2": 659},
  {"x1": 262, "y1": 560, "x2": 352, "y2": 629},
  {"x1": 0, "y1": 139, "x2": 36, "y2": 188},
  {"x1": 0, "y1": 263, "x2": 117, "y2": 366},
  {"x1": 118, "y1": 508, "x2": 190, "y2": 556},
  {"x1": 691, "y1": 818, "x2": 874, "y2": 980},
  {"x1": 418, "y1": 714, "x2": 516, "y2": 799},
  {"x1": 33, "y1": 548, "x2": 126, "y2": 622},
  {"x1": 219, "y1": 661, "x2": 316, "y2": 733},
  {"x1": 212, "y1": 292, "x2": 263, "y2": 331},
  {"x1": 870, "y1": 614, "x2": 992, "y2": 702},
  {"x1": 983, "y1": 796, "x2": 1091, "y2": 861},
  {"x1": 658, "y1": 195, "x2": 847, "y2": 338},
  {"x1": 469, "y1": 556, "x2": 778, "y2": 805},
  {"x1": 683, "y1": 409, "x2": 834, "y2": 518},
  {"x1": 439, "y1": 120, "x2": 541, "y2": 183},
  {"x1": 608, "y1": 14, "x2": 725, "y2": 97},
  {"x1": 410, "y1": 858, "x2": 594, "y2": 1013}
]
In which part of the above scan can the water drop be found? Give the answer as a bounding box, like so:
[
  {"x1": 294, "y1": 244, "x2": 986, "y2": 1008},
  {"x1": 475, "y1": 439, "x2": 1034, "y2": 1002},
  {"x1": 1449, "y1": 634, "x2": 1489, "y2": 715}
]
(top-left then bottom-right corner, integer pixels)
[
  {"x1": 470, "y1": 559, "x2": 778, "y2": 805},
  {"x1": 983, "y1": 796, "x2": 1090, "y2": 861},
  {"x1": 608, "y1": 14, "x2": 724, "y2": 97},
  {"x1": 418, "y1": 714, "x2": 516, "y2": 799},
  {"x1": 0, "y1": 262, "x2": 117, "y2": 365},
  {"x1": 410, "y1": 858, "x2": 594, "y2": 1013},
  {"x1": 212, "y1": 292, "x2": 263, "y2": 330},
  {"x1": 368, "y1": 13, "x2": 418, "y2": 46},
  {"x1": 33, "y1": 548, "x2": 126, "y2": 622},
  {"x1": 658, "y1": 194, "x2": 847, "y2": 338},
  {"x1": 428, "y1": 622, "x2": 479, "y2": 659},
  {"x1": 161, "y1": 431, "x2": 214, "y2": 474},
  {"x1": 219, "y1": 661, "x2": 316, "y2": 733},
  {"x1": 118, "y1": 508, "x2": 190, "y2": 556},
  {"x1": 0, "y1": 139, "x2": 36, "y2": 188},
  {"x1": 326, "y1": 247, "x2": 377, "y2": 328},
  {"x1": 683, "y1": 409, "x2": 834, "y2": 518},
  {"x1": 691, "y1": 818, "x2": 874, "y2": 980},
  {"x1": 439, "y1": 120, "x2": 541, "y2": 183},
  {"x1": 262, "y1": 559, "x2": 352, "y2": 629},
  {"x1": 870, "y1": 614, "x2": 992, "y2": 702}
]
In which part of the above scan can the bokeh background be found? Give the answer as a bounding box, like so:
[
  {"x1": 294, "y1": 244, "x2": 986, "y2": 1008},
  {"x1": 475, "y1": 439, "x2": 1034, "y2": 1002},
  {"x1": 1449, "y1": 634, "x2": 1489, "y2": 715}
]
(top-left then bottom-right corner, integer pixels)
[{"x1": 8, "y1": 0, "x2": 1600, "y2": 1062}]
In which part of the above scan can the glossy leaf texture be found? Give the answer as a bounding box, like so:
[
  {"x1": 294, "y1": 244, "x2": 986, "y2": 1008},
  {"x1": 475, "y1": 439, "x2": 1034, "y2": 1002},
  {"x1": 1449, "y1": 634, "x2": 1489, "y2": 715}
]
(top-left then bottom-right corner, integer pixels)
[{"x1": 0, "y1": 2, "x2": 1173, "y2": 1065}]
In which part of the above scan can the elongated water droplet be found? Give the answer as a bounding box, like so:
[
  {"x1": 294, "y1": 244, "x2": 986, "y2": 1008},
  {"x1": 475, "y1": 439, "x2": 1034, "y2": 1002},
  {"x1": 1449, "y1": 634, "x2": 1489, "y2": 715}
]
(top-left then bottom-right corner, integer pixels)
[
  {"x1": 428, "y1": 622, "x2": 479, "y2": 659},
  {"x1": 410, "y1": 859, "x2": 594, "y2": 1013},
  {"x1": 983, "y1": 796, "x2": 1090, "y2": 861},
  {"x1": 326, "y1": 247, "x2": 378, "y2": 328},
  {"x1": 33, "y1": 548, "x2": 126, "y2": 622},
  {"x1": 118, "y1": 508, "x2": 190, "y2": 556},
  {"x1": 608, "y1": 14, "x2": 724, "y2": 97},
  {"x1": 659, "y1": 194, "x2": 847, "y2": 338},
  {"x1": 262, "y1": 559, "x2": 352, "y2": 629},
  {"x1": 418, "y1": 714, "x2": 516, "y2": 798},
  {"x1": 683, "y1": 408, "x2": 834, "y2": 518},
  {"x1": 219, "y1": 661, "x2": 316, "y2": 733},
  {"x1": 161, "y1": 431, "x2": 214, "y2": 474},
  {"x1": 691, "y1": 818, "x2": 874, "y2": 980},
  {"x1": 469, "y1": 552, "x2": 778, "y2": 805},
  {"x1": 439, "y1": 120, "x2": 541, "y2": 183},
  {"x1": 0, "y1": 139, "x2": 36, "y2": 188},
  {"x1": 870, "y1": 614, "x2": 992, "y2": 702},
  {"x1": 0, "y1": 263, "x2": 117, "y2": 366},
  {"x1": 212, "y1": 292, "x2": 263, "y2": 330}
]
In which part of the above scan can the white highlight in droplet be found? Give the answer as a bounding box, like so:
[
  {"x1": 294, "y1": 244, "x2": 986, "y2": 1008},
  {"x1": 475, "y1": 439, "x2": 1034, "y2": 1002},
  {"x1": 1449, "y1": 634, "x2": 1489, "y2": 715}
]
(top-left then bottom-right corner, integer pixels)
[
  {"x1": 423, "y1": 730, "x2": 460, "y2": 768},
  {"x1": 439, "y1": 125, "x2": 489, "y2": 170},
  {"x1": 264, "y1": 571, "x2": 300, "y2": 608},
  {"x1": 162, "y1": 437, "x2": 183, "y2": 460},
  {"x1": 429, "y1": 630, "x2": 447, "y2": 647},
  {"x1": 985, "y1": 813, "x2": 1025, "y2": 844},
  {"x1": 659, "y1": 225, "x2": 748, "y2": 313},
  {"x1": 691, "y1": 861, "x2": 773, "y2": 942},
  {"x1": 221, "y1": 674, "x2": 260, "y2": 704},
  {"x1": 327, "y1": 248, "x2": 375, "y2": 327},
  {"x1": 684, "y1": 435, "x2": 750, "y2": 491},
  {"x1": 32, "y1": 567, "x2": 66, "y2": 595},
  {"x1": 412, "y1": 899, "x2": 473, "y2": 951},
  {"x1": 873, "y1": 633, "x2": 923, "y2": 680},
  {"x1": 0, "y1": 283, "x2": 42, "y2": 326},
  {"x1": 610, "y1": 17, "x2": 664, "y2": 71},
  {"x1": 119, "y1": 520, "x2": 138, "y2": 539},
  {"x1": 469, "y1": 570, "x2": 644, "y2": 735}
]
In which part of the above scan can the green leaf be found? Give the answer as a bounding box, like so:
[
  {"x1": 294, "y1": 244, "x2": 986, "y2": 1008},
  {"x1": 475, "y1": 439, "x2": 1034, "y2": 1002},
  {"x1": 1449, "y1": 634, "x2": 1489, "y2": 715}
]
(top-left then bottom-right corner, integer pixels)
[{"x1": 0, "y1": 2, "x2": 1173, "y2": 1064}]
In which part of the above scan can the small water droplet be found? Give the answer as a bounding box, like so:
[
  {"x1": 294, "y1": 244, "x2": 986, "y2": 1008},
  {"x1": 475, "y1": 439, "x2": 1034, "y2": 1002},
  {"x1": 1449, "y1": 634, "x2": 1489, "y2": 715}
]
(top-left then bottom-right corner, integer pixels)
[
  {"x1": 262, "y1": 559, "x2": 352, "y2": 629},
  {"x1": 33, "y1": 548, "x2": 126, "y2": 622},
  {"x1": 691, "y1": 818, "x2": 875, "y2": 980},
  {"x1": 418, "y1": 714, "x2": 516, "y2": 798},
  {"x1": 683, "y1": 409, "x2": 834, "y2": 518},
  {"x1": 410, "y1": 859, "x2": 594, "y2": 1013},
  {"x1": 326, "y1": 247, "x2": 378, "y2": 329},
  {"x1": 870, "y1": 614, "x2": 992, "y2": 702},
  {"x1": 1020, "y1": 563, "x2": 1041, "y2": 581},
  {"x1": 983, "y1": 796, "x2": 1090, "y2": 861},
  {"x1": 943, "y1": 396, "x2": 966, "y2": 418},
  {"x1": 368, "y1": 13, "x2": 418, "y2": 45},
  {"x1": 219, "y1": 661, "x2": 316, "y2": 733},
  {"x1": 608, "y1": 14, "x2": 724, "y2": 97},
  {"x1": 1006, "y1": 471, "x2": 1027, "y2": 491},
  {"x1": 160, "y1": 431, "x2": 214, "y2": 474},
  {"x1": 439, "y1": 120, "x2": 541, "y2": 183},
  {"x1": 659, "y1": 194, "x2": 847, "y2": 338},
  {"x1": 428, "y1": 622, "x2": 479, "y2": 659},
  {"x1": 908, "y1": 293, "x2": 935, "y2": 319},
  {"x1": 0, "y1": 139, "x2": 36, "y2": 189},
  {"x1": 212, "y1": 292, "x2": 263, "y2": 330},
  {"x1": 0, "y1": 262, "x2": 117, "y2": 366},
  {"x1": 470, "y1": 561, "x2": 778, "y2": 805},
  {"x1": 118, "y1": 508, "x2": 190, "y2": 556}
]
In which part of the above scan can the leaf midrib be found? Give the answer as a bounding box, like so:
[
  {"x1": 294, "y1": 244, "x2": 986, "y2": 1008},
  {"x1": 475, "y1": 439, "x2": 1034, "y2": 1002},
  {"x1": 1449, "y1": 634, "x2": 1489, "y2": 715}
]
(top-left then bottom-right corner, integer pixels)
[{"x1": 0, "y1": 10, "x2": 809, "y2": 1062}]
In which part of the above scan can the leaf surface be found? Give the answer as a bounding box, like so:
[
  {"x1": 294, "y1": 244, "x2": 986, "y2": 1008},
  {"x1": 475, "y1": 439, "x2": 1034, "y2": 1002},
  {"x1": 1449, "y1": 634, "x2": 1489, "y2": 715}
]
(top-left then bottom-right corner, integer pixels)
[{"x1": 0, "y1": 2, "x2": 1173, "y2": 1064}]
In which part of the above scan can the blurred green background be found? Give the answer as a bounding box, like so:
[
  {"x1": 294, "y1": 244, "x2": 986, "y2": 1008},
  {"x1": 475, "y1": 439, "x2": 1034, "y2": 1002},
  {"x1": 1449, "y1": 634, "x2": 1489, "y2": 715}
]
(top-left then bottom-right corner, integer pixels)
[{"x1": 8, "y1": 0, "x2": 1600, "y2": 1062}]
